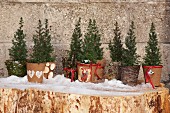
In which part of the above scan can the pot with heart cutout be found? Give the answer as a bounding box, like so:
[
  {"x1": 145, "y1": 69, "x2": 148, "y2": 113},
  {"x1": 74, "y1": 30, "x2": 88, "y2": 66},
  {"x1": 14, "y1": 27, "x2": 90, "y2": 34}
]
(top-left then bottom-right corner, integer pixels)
[{"x1": 27, "y1": 63, "x2": 45, "y2": 83}]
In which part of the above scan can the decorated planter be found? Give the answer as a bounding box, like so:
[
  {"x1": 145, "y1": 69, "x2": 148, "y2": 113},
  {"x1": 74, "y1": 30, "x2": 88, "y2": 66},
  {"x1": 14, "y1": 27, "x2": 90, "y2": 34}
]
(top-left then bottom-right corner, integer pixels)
[
  {"x1": 77, "y1": 59, "x2": 105, "y2": 83},
  {"x1": 121, "y1": 65, "x2": 140, "y2": 86},
  {"x1": 43, "y1": 62, "x2": 56, "y2": 79},
  {"x1": 26, "y1": 63, "x2": 45, "y2": 83},
  {"x1": 62, "y1": 58, "x2": 78, "y2": 82},
  {"x1": 63, "y1": 68, "x2": 77, "y2": 82},
  {"x1": 5, "y1": 60, "x2": 26, "y2": 77},
  {"x1": 143, "y1": 65, "x2": 163, "y2": 88},
  {"x1": 104, "y1": 61, "x2": 121, "y2": 80}
]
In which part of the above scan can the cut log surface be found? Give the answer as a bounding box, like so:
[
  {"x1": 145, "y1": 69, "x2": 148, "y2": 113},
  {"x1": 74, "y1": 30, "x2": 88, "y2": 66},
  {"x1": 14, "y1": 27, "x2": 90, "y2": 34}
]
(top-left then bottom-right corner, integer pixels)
[{"x1": 0, "y1": 76, "x2": 169, "y2": 113}]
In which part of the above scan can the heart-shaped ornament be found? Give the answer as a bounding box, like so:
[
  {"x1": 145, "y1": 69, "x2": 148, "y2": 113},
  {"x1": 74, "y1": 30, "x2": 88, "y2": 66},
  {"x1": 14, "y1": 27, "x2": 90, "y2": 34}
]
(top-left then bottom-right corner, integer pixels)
[
  {"x1": 27, "y1": 70, "x2": 31, "y2": 75},
  {"x1": 28, "y1": 70, "x2": 34, "y2": 78},
  {"x1": 36, "y1": 71, "x2": 43, "y2": 78},
  {"x1": 31, "y1": 70, "x2": 35, "y2": 78}
]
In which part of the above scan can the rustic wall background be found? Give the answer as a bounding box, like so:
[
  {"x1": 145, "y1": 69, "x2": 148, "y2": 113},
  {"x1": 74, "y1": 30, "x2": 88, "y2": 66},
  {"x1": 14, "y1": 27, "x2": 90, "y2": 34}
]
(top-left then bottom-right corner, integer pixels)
[{"x1": 0, "y1": 0, "x2": 169, "y2": 82}]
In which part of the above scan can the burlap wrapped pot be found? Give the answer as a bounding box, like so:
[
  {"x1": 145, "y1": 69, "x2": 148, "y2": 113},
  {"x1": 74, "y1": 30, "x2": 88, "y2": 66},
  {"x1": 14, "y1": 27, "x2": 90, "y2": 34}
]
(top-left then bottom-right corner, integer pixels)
[{"x1": 121, "y1": 65, "x2": 140, "y2": 86}]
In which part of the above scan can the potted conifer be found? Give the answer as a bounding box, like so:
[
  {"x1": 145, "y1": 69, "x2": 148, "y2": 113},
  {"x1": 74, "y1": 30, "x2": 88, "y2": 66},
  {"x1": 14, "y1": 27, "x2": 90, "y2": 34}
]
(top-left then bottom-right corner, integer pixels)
[
  {"x1": 143, "y1": 22, "x2": 163, "y2": 88},
  {"x1": 5, "y1": 17, "x2": 27, "y2": 77},
  {"x1": 63, "y1": 18, "x2": 83, "y2": 81},
  {"x1": 27, "y1": 19, "x2": 55, "y2": 83},
  {"x1": 77, "y1": 19, "x2": 105, "y2": 82},
  {"x1": 121, "y1": 21, "x2": 140, "y2": 86},
  {"x1": 107, "y1": 21, "x2": 123, "y2": 80}
]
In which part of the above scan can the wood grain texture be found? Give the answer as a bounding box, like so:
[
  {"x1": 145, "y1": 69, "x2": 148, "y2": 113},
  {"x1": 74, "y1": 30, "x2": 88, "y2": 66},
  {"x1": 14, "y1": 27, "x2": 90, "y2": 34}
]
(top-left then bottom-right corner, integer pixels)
[{"x1": 0, "y1": 87, "x2": 169, "y2": 113}]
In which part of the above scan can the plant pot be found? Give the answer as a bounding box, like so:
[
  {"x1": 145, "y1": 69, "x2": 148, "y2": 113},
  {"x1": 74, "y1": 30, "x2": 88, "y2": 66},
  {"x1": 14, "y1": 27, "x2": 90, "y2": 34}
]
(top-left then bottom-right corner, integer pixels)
[
  {"x1": 62, "y1": 58, "x2": 78, "y2": 81},
  {"x1": 77, "y1": 59, "x2": 105, "y2": 82},
  {"x1": 104, "y1": 61, "x2": 121, "y2": 80},
  {"x1": 63, "y1": 68, "x2": 77, "y2": 82},
  {"x1": 142, "y1": 65, "x2": 163, "y2": 87},
  {"x1": 43, "y1": 62, "x2": 56, "y2": 79},
  {"x1": 5, "y1": 60, "x2": 26, "y2": 77},
  {"x1": 121, "y1": 65, "x2": 140, "y2": 86},
  {"x1": 26, "y1": 63, "x2": 45, "y2": 83}
]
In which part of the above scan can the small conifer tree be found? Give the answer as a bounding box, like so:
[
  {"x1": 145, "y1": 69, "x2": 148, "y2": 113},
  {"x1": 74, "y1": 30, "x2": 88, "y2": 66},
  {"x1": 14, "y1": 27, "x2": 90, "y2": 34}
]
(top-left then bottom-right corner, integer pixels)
[
  {"x1": 68, "y1": 18, "x2": 83, "y2": 68},
  {"x1": 6, "y1": 17, "x2": 27, "y2": 77},
  {"x1": 82, "y1": 19, "x2": 103, "y2": 63},
  {"x1": 9, "y1": 17, "x2": 27, "y2": 61},
  {"x1": 143, "y1": 22, "x2": 161, "y2": 66},
  {"x1": 122, "y1": 21, "x2": 139, "y2": 66},
  {"x1": 30, "y1": 19, "x2": 55, "y2": 63},
  {"x1": 43, "y1": 19, "x2": 55, "y2": 62},
  {"x1": 109, "y1": 21, "x2": 123, "y2": 62}
]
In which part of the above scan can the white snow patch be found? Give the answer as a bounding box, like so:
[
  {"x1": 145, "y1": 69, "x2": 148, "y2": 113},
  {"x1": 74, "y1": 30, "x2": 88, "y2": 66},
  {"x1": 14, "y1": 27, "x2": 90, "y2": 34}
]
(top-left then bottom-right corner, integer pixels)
[{"x1": 0, "y1": 75, "x2": 155, "y2": 96}]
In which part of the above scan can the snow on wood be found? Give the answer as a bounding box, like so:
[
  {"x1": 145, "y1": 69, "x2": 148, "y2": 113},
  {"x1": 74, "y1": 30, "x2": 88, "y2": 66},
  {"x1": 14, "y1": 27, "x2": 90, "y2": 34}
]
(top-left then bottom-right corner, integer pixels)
[
  {"x1": 0, "y1": 75, "x2": 153, "y2": 96},
  {"x1": 0, "y1": 75, "x2": 169, "y2": 113}
]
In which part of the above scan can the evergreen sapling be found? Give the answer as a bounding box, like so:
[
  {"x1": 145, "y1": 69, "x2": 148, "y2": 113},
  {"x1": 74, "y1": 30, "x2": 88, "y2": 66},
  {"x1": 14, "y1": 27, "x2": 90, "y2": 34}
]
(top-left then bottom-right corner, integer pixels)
[
  {"x1": 9, "y1": 17, "x2": 27, "y2": 61},
  {"x1": 68, "y1": 18, "x2": 83, "y2": 68},
  {"x1": 6, "y1": 17, "x2": 27, "y2": 77},
  {"x1": 82, "y1": 19, "x2": 103, "y2": 63},
  {"x1": 143, "y1": 22, "x2": 161, "y2": 66},
  {"x1": 122, "y1": 21, "x2": 139, "y2": 66},
  {"x1": 43, "y1": 19, "x2": 55, "y2": 62},
  {"x1": 109, "y1": 21, "x2": 123, "y2": 62},
  {"x1": 30, "y1": 19, "x2": 55, "y2": 63}
]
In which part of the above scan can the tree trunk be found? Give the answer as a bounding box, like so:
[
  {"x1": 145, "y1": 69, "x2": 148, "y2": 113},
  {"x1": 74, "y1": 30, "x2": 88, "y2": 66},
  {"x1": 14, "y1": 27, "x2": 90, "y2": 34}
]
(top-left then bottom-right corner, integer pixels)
[{"x1": 0, "y1": 86, "x2": 169, "y2": 113}]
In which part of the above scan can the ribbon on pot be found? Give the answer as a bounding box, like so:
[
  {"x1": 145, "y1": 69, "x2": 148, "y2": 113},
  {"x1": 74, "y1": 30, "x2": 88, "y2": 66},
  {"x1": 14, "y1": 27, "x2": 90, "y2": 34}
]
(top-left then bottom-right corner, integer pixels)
[
  {"x1": 63, "y1": 68, "x2": 76, "y2": 82},
  {"x1": 143, "y1": 66, "x2": 163, "y2": 89},
  {"x1": 94, "y1": 63, "x2": 104, "y2": 80}
]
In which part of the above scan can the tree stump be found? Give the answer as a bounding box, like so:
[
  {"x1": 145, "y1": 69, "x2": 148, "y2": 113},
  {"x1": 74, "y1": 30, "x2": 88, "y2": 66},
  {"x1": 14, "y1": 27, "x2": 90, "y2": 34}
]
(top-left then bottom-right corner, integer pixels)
[{"x1": 0, "y1": 86, "x2": 169, "y2": 113}]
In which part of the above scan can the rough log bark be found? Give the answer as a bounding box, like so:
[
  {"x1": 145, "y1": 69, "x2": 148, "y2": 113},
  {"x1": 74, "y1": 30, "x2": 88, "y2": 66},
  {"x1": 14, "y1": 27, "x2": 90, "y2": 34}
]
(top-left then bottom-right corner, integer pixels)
[{"x1": 0, "y1": 87, "x2": 169, "y2": 113}]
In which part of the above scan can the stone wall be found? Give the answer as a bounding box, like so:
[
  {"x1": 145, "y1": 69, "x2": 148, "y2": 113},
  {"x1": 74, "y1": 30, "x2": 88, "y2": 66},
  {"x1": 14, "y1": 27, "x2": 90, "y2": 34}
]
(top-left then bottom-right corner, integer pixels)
[{"x1": 0, "y1": 0, "x2": 170, "y2": 82}]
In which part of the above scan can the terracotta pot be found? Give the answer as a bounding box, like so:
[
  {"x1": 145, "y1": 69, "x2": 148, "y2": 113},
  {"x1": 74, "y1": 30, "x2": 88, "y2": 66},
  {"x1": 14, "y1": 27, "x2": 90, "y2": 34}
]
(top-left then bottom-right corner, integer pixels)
[
  {"x1": 77, "y1": 59, "x2": 105, "y2": 82},
  {"x1": 43, "y1": 62, "x2": 56, "y2": 79},
  {"x1": 5, "y1": 60, "x2": 26, "y2": 77},
  {"x1": 121, "y1": 65, "x2": 140, "y2": 86},
  {"x1": 26, "y1": 63, "x2": 45, "y2": 83},
  {"x1": 143, "y1": 65, "x2": 163, "y2": 87}
]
